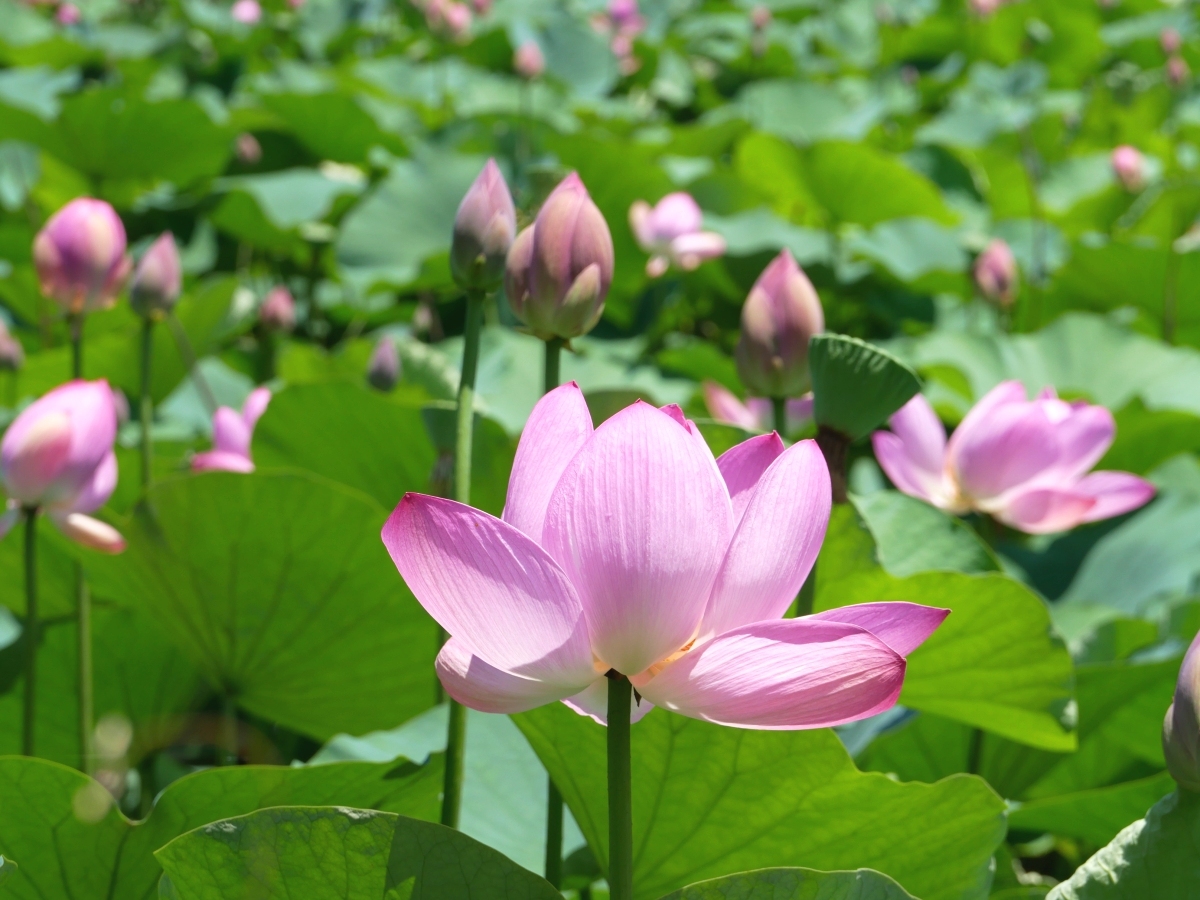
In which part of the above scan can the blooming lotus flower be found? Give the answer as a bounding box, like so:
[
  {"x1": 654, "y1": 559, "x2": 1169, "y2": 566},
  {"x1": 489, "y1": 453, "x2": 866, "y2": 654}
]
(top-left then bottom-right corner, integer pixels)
[
  {"x1": 735, "y1": 249, "x2": 824, "y2": 399},
  {"x1": 973, "y1": 239, "x2": 1018, "y2": 308},
  {"x1": 191, "y1": 388, "x2": 271, "y2": 474},
  {"x1": 703, "y1": 381, "x2": 812, "y2": 434},
  {"x1": 231, "y1": 0, "x2": 261, "y2": 22},
  {"x1": 367, "y1": 335, "x2": 400, "y2": 392},
  {"x1": 33, "y1": 198, "x2": 130, "y2": 315},
  {"x1": 0, "y1": 380, "x2": 124, "y2": 553},
  {"x1": 1164, "y1": 631, "x2": 1200, "y2": 791},
  {"x1": 513, "y1": 40, "x2": 545, "y2": 79},
  {"x1": 260, "y1": 287, "x2": 296, "y2": 332},
  {"x1": 872, "y1": 383, "x2": 1155, "y2": 534},
  {"x1": 629, "y1": 193, "x2": 726, "y2": 278},
  {"x1": 506, "y1": 173, "x2": 614, "y2": 341},
  {"x1": 382, "y1": 384, "x2": 947, "y2": 727},
  {"x1": 450, "y1": 159, "x2": 517, "y2": 292},
  {"x1": 129, "y1": 233, "x2": 182, "y2": 319},
  {"x1": 1112, "y1": 145, "x2": 1146, "y2": 191}
]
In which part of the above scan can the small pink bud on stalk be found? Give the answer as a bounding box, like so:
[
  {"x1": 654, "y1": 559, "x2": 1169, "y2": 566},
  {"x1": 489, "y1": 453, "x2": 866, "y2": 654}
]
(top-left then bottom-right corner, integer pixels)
[
  {"x1": 129, "y1": 233, "x2": 182, "y2": 320},
  {"x1": 1164, "y1": 632, "x2": 1200, "y2": 792},
  {"x1": 0, "y1": 323, "x2": 23, "y2": 372},
  {"x1": 973, "y1": 239, "x2": 1019, "y2": 309},
  {"x1": 0, "y1": 380, "x2": 125, "y2": 553},
  {"x1": 514, "y1": 41, "x2": 545, "y2": 79},
  {"x1": 506, "y1": 173, "x2": 614, "y2": 341},
  {"x1": 235, "y1": 132, "x2": 262, "y2": 164},
  {"x1": 1161, "y1": 27, "x2": 1183, "y2": 55},
  {"x1": 56, "y1": 2, "x2": 80, "y2": 24},
  {"x1": 33, "y1": 198, "x2": 131, "y2": 316},
  {"x1": 231, "y1": 0, "x2": 261, "y2": 23},
  {"x1": 367, "y1": 335, "x2": 401, "y2": 392},
  {"x1": 751, "y1": 4, "x2": 771, "y2": 31},
  {"x1": 260, "y1": 287, "x2": 296, "y2": 333},
  {"x1": 1167, "y1": 55, "x2": 1191, "y2": 87},
  {"x1": 450, "y1": 159, "x2": 517, "y2": 292},
  {"x1": 1112, "y1": 145, "x2": 1146, "y2": 191},
  {"x1": 735, "y1": 249, "x2": 825, "y2": 399}
]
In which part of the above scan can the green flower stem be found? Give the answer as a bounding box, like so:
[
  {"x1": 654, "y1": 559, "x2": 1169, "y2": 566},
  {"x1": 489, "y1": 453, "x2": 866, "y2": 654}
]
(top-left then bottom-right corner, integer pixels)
[
  {"x1": 22, "y1": 508, "x2": 38, "y2": 758},
  {"x1": 442, "y1": 288, "x2": 486, "y2": 829},
  {"x1": 544, "y1": 338, "x2": 562, "y2": 395},
  {"x1": 607, "y1": 674, "x2": 634, "y2": 900},
  {"x1": 139, "y1": 317, "x2": 155, "y2": 491},
  {"x1": 69, "y1": 314, "x2": 83, "y2": 380},
  {"x1": 772, "y1": 396, "x2": 786, "y2": 437},
  {"x1": 541, "y1": 334, "x2": 565, "y2": 886},
  {"x1": 69, "y1": 315, "x2": 94, "y2": 774},
  {"x1": 221, "y1": 694, "x2": 238, "y2": 766}
]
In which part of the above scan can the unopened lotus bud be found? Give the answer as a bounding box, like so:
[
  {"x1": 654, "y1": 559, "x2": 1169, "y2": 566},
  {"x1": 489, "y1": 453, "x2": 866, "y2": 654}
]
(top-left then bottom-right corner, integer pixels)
[
  {"x1": 514, "y1": 40, "x2": 545, "y2": 79},
  {"x1": 235, "y1": 132, "x2": 262, "y2": 164},
  {"x1": 57, "y1": 3, "x2": 81, "y2": 24},
  {"x1": 367, "y1": 335, "x2": 400, "y2": 392},
  {"x1": 1164, "y1": 632, "x2": 1200, "y2": 792},
  {"x1": 1161, "y1": 27, "x2": 1182, "y2": 55},
  {"x1": 751, "y1": 4, "x2": 771, "y2": 31},
  {"x1": 509, "y1": 173, "x2": 614, "y2": 341},
  {"x1": 735, "y1": 249, "x2": 824, "y2": 398},
  {"x1": 974, "y1": 239, "x2": 1019, "y2": 308},
  {"x1": 33, "y1": 198, "x2": 131, "y2": 316},
  {"x1": 1167, "y1": 55, "x2": 1190, "y2": 87},
  {"x1": 260, "y1": 286, "x2": 296, "y2": 332},
  {"x1": 129, "y1": 232, "x2": 182, "y2": 319},
  {"x1": 1112, "y1": 145, "x2": 1146, "y2": 191},
  {"x1": 231, "y1": 0, "x2": 261, "y2": 23},
  {"x1": 0, "y1": 330, "x2": 23, "y2": 372},
  {"x1": 451, "y1": 159, "x2": 516, "y2": 292}
]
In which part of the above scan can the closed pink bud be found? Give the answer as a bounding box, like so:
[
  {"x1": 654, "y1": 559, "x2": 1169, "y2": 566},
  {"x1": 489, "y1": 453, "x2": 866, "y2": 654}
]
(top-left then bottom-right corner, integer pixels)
[
  {"x1": 1167, "y1": 55, "x2": 1190, "y2": 87},
  {"x1": 514, "y1": 40, "x2": 545, "y2": 79},
  {"x1": 130, "y1": 232, "x2": 182, "y2": 319},
  {"x1": 1164, "y1": 631, "x2": 1200, "y2": 791},
  {"x1": 751, "y1": 4, "x2": 771, "y2": 30},
  {"x1": 1161, "y1": 27, "x2": 1182, "y2": 55},
  {"x1": 735, "y1": 250, "x2": 824, "y2": 398},
  {"x1": 510, "y1": 173, "x2": 614, "y2": 341},
  {"x1": 0, "y1": 380, "x2": 124, "y2": 552},
  {"x1": 608, "y1": 0, "x2": 641, "y2": 30},
  {"x1": 0, "y1": 323, "x2": 23, "y2": 372},
  {"x1": 235, "y1": 132, "x2": 262, "y2": 164},
  {"x1": 973, "y1": 239, "x2": 1019, "y2": 308},
  {"x1": 367, "y1": 335, "x2": 401, "y2": 391},
  {"x1": 33, "y1": 198, "x2": 131, "y2": 316},
  {"x1": 56, "y1": 2, "x2": 80, "y2": 24},
  {"x1": 451, "y1": 159, "x2": 517, "y2": 291},
  {"x1": 1112, "y1": 145, "x2": 1146, "y2": 191},
  {"x1": 260, "y1": 287, "x2": 296, "y2": 332},
  {"x1": 231, "y1": 0, "x2": 261, "y2": 22}
]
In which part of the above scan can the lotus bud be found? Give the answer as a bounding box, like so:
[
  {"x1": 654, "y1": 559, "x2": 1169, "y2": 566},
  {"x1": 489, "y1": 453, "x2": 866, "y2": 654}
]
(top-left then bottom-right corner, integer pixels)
[
  {"x1": 260, "y1": 286, "x2": 296, "y2": 333},
  {"x1": 235, "y1": 132, "x2": 262, "y2": 164},
  {"x1": 129, "y1": 233, "x2": 182, "y2": 320},
  {"x1": 56, "y1": 2, "x2": 80, "y2": 24},
  {"x1": 470, "y1": 0, "x2": 490, "y2": 14},
  {"x1": 1112, "y1": 145, "x2": 1146, "y2": 191},
  {"x1": 367, "y1": 335, "x2": 400, "y2": 392},
  {"x1": 751, "y1": 4, "x2": 771, "y2": 30},
  {"x1": 514, "y1": 40, "x2": 545, "y2": 79},
  {"x1": 0, "y1": 323, "x2": 23, "y2": 372},
  {"x1": 1161, "y1": 27, "x2": 1182, "y2": 55},
  {"x1": 450, "y1": 159, "x2": 517, "y2": 292},
  {"x1": 33, "y1": 198, "x2": 131, "y2": 316},
  {"x1": 735, "y1": 249, "x2": 824, "y2": 399},
  {"x1": 1167, "y1": 55, "x2": 1191, "y2": 87},
  {"x1": 608, "y1": 0, "x2": 641, "y2": 31},
  {"x1": 231, "y1": 0, "x2": 261, "y2": 23},
  {"x1": 508, "y1": 173, "x2": 614, "y2": 341},
  {"x1": 1164, "y1": 632, "x2": 1200, "y2": 792},
  {"x1": 973, "y1": 239, "x2": 1019, "y2": 308}
]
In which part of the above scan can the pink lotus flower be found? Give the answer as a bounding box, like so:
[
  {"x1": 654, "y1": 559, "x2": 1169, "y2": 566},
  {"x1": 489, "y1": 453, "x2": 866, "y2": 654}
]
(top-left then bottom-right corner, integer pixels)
[
  {"x1": 0, "y1": 322, "x2": 23, "y2": 372},
  {"x1": 130, "y1": 232, "x2": 182, "y2": 318},
  {"x1": 450, "y1": 159, "x2": 516, "y2": 292},
  {"x1": 33, "y1": 198, "x2": 131, "y2": 316},
  {"x1": 1111, "y1": 145, "x2": 1146, "y2": 191},
  {"x1": 513, "y1": 40, "x2": 545, "y2": 79},
  {"x1": 968, "y1": 0, "x2": 1005, "y2": 15},
  {"x1": 0, "y1": 380, "x2": 125, "y2": 553},
  {"x1": 1161, "y1": 27, "x2": 1182, "y2": 55},
  {"x1": 382, "y1": 384, "x2": 947, "y2": 728},
  {"x1": 56, "y1": 2, "x2": 80, "y2": 24},
  {"x1": 1164, "y1": 630, "x2": 1200, "y2": 791},
  {"x1": 973, "y1": 238, "x2": 1018, "y2": 308},
  {"x1": 191, "y1": 388, "x2": 271, "y2": 474},
  {"x1": 235, "y1": 132, "x2": 262, "y2": 164},
  {"x1": 629, "y1": 193, "x2": 726, "y2": 278},
  {"x1": 1167, "y1": 55, "x2": 1190, "y2": 87},
  {"x1": 872, "y1": 383, "x2": 1155, "y2": 534},
  {"x1": 231, "y1": 0, "x2": 261, "y2": 23},
  {"x1": 703, "y1": 381, "x2": 812, "y2": 434},
  {"x1": 260, "y1": 287, "x2": 296, "y2": 332}
]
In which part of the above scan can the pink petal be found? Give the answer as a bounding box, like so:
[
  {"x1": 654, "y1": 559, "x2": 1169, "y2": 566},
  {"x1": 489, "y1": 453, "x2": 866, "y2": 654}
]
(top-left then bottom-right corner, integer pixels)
[
  {"x1": 700, "y1": 440, "x2": 830, "y2": 639},
  {"x1": 638, "y1": 618, "x2": 906, "y2": 730},
  {"x1": 785, "y1": 395, "x2": 814, "y2": 431},
  {"x1": 49, "y1": 512, "x2": 125, "y2": 553},
  {"x1": 1046, "y1": 404, "x2": 1114, "y2": 482},
  {"x1": 436, "y1": 638, "x2": 586, "y2": 714},
  {"x1": 670, "y1": 231, "x2": 726, "y2": 270},
  {"x1": 746, "y1": 398, "x2": 773, "y2": 429},
  {"x1": 703, "y1": 381, "x2": 761, "y2": 432},
  {"x1": 212, "y1": 407, "x2": 252, "y2": 457},
  {"x1": 542, "y1": 401, "x2": 734, "y2": 677},
  {"x1": 948, "y1": 400, "x2": 1058, "y2": 503},
  {"x1": 1, "y1": 410, "x2": 73, "y2": 503},
  {"x1": 561, "y1": 677, "x2": 656, "y2": 726},
  {"x1": 808, "y1": 602, "x2": 950, "y2": 657},
  {"x1": 889, "y1": 394, "x2": 946, "y2": 476},
  {"x1": 241, "y1": 387, "x2": 272, "y2": 432},
  {"x1": 995, "y1": 486, "x2": 1096, "y2": 534},
  {"x1": 56, "y1": 450, "x2": 117, "y2": 514},
  {"x1": 872, "y1": 432, "x2": 940, "y2": 504},
  {"x1": 1075, "y1": 471, "x2": 1156, "y2": 523},
  {"x1": 191, "y1": 450, "x2": 255, "y2": 473},
  {"x1": 503, "y1": 382, "x2": 594, "y2": 540},
  {"x1": 715, "y1": 432, "x2": 785, "y2": 523},
  {"x1": 383, "y1": 494, "x2": 596, "y2": 688}
]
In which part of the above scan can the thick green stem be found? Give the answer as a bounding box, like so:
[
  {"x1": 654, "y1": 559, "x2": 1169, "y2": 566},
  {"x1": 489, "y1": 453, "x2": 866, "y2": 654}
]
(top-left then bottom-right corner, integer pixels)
[
  {"x1": 544, "y1": 338, "x2": 562, "y2": 394},
  {"x1": 441, "y1": 290, "x2": 485, "y2": 829},
  {"x1": 966, "y1": 727, "x2": 984, "y2": 775},
  {"x1": 771, "y1": 396, "x2": 787, "y2": 436},
  {"x1": 221, "y1": 694, "x2": 238, "y2": 766},
  {"x1": 607, "y1": 675, "x2": 633, "y2": 900},
  {"x1": 139, "y1": 318, "x2": 155, "y2": 491},
  {"x1": 22, "y1": 509, "x2": 38, "y2": 757},
  {"x1": 69, "y1": 314, "x2": 83, "y2": 379},
  {"x1": 544, "y1": 780, "x2": 563, "y2": 887},
  {"x1": 77, "y1": 568, "x2": 93, "y2": 774}
]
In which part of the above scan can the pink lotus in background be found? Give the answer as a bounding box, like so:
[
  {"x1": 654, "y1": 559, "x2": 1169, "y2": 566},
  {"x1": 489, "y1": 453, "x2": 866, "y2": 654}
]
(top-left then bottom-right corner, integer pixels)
[
  {"x1": 56, "y1": 2, "x2": 80, "y2": 23},
  {"x1": 1161, "y1": 27, "x2": 1183, "y2": 55},
  {"x1": 192, "y1": 388, "x2": 271, "y2": 474},
  {"x1": 1167, "y1": 55, "x2": 1190, "y2": 87},
  {"x1": 513, "y1": 40, "x2": 545, "y2": 79},
  {"x1": 0, "y1": 380, "x2": 125, "y2": 553},
  {"x1": 235, "y1": 132, "x2": 262, "y2": 164},
  {"x1": 1112, "y1": 145, "x2": 1146, "y2": 191},
  {"x1": 130, "y1": 232, "x2": 182, "y2": 318},
  {"x1": 260, "y1": 286, "x2": 296, "y2": 332},
  {"x1": 0, "y1": 321, "x2": 23, "y2": 372},
  {"x1": 629, "y1": 193, "x2": 726, "y2": 277},
  {"x1": 703, "y1": 381, "x2": 812, "y2": 434},
  {"x1": 872, "y1": 382, "x2": 1155, "y2": 534},
  {"x1": 1164, "y1": 630, "x2": 1200, "y2": 791},
  {"x1": 973, "y1": 238, "x2": 1018, "y2": 308},
  {"x1": 383, "y1": 383, "x2": 947, "y2": 728},
  {"x1": 33, "y1": 198, "x2": 131, "y2": 315},
  {"x1": 231, "y1": 0, "x2": 261, "y2": 22}
]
